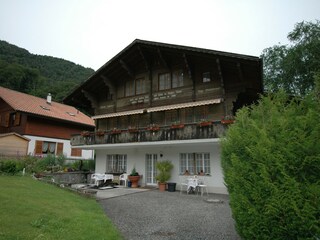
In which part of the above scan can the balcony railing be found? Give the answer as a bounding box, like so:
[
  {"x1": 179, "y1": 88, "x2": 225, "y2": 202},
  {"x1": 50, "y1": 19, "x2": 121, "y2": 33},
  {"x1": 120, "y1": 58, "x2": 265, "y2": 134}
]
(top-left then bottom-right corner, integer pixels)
[{"x1": 71, "y1": 122, "x2": 229, "y2": 146}]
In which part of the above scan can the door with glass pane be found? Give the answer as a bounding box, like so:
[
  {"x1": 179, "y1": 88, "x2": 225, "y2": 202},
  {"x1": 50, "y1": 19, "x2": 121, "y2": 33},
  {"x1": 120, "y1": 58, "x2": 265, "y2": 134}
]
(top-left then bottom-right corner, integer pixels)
[{"x1": 145, "y1": 154, "x2": 157, "y2": 185}]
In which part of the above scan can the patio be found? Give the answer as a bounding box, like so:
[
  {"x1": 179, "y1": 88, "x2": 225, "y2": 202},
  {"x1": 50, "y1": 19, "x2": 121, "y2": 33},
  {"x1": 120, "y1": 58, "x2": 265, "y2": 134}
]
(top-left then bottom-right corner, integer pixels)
[{"x1": 98, "y1": 189, "x2": 240, "y2": 240}]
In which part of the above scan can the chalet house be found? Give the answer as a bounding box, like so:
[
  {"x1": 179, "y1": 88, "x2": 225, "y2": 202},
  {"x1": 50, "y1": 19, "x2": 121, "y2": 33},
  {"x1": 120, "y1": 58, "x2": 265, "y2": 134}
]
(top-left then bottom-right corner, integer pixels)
[
  {"x1": 0, "y1": 86, "x2": 95, "y2": 159},
  {"x1": 64, "y1": 39, "x2": 263, "y2": 193}
]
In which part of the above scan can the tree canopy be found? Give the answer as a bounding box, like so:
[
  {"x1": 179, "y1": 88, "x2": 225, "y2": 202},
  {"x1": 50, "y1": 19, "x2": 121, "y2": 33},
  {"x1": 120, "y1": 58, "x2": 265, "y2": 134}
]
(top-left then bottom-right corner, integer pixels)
[
  {"x1": 262, "y1": 20, "x2": 320, "y2": 96},
  {"x1": 0, "y1": 40, "x2": 94, "y2": 102}
]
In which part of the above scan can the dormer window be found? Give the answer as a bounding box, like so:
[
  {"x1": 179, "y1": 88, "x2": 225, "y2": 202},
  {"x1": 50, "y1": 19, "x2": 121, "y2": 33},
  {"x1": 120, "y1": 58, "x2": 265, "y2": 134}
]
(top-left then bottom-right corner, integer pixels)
[{"x1": 202, "y1": 72, "x2": 211, "y2": 83}]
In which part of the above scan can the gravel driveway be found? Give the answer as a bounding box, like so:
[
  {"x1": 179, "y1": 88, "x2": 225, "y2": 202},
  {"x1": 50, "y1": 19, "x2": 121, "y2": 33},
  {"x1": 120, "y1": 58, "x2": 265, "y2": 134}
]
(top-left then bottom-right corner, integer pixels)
[{"x1": 99, "y1": 190, "x2": 240, "y2": 240}]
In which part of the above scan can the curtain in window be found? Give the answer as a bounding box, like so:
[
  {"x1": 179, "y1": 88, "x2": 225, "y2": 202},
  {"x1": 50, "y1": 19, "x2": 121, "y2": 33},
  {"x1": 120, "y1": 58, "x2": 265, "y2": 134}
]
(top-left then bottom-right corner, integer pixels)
[
  {"x1": 49, "y1": 143, "x2": 56, "y2": 153},
  {"x1": 42, "y1": 142, "x2": 49, "y2": 152}
]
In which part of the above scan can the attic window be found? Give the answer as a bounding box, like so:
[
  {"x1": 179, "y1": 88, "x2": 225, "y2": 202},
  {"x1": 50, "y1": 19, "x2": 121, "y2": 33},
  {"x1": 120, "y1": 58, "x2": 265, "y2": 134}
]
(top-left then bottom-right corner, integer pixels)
[
  {"x1": 40, "y1": 106, "x2": 50, "y2": 111},
  {"x1": 66, "y1": 112, "x2": 76, "y2": 116}
]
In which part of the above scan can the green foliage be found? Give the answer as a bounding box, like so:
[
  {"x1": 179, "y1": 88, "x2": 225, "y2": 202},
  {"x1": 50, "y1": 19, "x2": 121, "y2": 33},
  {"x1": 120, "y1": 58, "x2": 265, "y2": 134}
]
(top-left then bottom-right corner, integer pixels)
[
  {"x1": 262, "y1": 20, "x2": 320, "y2": 96},
  {"x1": 0, "y1": 40, "x2": 94, "y2": 102},
  {"x1": 221, "y1": 91, "x2": 320, "y2": 239},
  {"x1": 129, "y1": 167, "x2": 139, "y2": 176},
  {"x1": 155, "y1": 160, "x2": 173, "y2": 183}
]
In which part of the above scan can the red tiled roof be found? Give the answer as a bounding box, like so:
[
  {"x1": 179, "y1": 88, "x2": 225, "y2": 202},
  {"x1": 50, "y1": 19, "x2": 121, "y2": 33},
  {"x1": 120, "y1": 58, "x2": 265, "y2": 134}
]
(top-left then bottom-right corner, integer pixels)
[{"x1": 0, "y1": 87, "x2": 95, "y2": 127}]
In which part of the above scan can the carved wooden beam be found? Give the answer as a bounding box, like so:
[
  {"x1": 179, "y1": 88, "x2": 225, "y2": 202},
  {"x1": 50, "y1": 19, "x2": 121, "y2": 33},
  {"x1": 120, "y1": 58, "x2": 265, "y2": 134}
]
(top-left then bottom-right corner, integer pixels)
[
  {"x1": 183, "y1": 53, "x2": 192, "y2": 79},
  {"x1": 157, "y1": 48, "x2": 169, "y2": 69},
  {"x1": 82, "y1": 90, "x2": 98, "y2": 109},
  {"x1": 237, "y1": 62, "x2": 244, "y2": 82},
  {"x1": 138, "y1": 46, "x2": 149, "y2": 71},
  {"x1": 120, "y1": 59, "x2": 134, "y2": 77},
  {"x1": 101, "y1": 75, "x2": 115, "y2": 95},
  {"x1": 216, "y1": 58, "x2": 224, "y2": 89}
]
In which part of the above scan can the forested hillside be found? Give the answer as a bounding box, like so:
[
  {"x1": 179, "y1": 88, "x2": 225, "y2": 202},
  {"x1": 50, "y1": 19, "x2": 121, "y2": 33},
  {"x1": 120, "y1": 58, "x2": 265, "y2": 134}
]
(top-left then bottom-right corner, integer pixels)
[{"x1": 0, "y1": 40, "x2": 94, "y2": 102}]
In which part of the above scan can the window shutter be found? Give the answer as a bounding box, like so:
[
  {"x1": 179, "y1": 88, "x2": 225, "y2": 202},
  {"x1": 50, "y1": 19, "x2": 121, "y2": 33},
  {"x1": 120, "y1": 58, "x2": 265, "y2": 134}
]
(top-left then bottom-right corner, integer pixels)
[
  {"x1": 35, "y1": 141, "x2": 43, "y2": 155},
  {"x1": 4, "y1": 113, "x2": 10, "y2": 127},
  {"x1": 71, "y1": 148, "x2": 82, "y2": 157},
  {"x1": 14, "y1": 112, "x2": 21, "y2": 126},
  {"x1": 56, "y1": 143, "x2": 64, "y2": 155}
]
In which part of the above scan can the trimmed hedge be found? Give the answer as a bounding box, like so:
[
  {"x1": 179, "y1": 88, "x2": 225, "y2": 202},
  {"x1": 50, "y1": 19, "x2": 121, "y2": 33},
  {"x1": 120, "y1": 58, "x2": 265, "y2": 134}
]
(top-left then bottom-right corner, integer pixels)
[{"x1": 221, "y1": 91, "x2": 320, "y2": 239}]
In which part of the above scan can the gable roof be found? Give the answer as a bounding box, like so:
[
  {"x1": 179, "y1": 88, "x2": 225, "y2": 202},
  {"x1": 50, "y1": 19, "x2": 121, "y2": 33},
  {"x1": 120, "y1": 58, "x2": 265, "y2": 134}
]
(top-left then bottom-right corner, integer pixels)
[
  {"x1": 0, "y1": 132, "x2": 30, "y2": 141},
  {"x1": 0, "y1": 87, "x2": 95, "y2": 127},
  {"x1": 63, "y1": 39, "x2": 262, "y2": 107}
]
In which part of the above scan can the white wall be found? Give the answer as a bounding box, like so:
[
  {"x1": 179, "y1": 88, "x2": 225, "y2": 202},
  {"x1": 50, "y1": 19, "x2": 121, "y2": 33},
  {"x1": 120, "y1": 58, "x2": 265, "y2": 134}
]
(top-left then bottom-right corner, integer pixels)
[
  {"x1": 95, "y1": 142, "x2": 227, "y2": 194},
  {"x1": 25, "y1": 135, "x2": 94, "y2": 160}
]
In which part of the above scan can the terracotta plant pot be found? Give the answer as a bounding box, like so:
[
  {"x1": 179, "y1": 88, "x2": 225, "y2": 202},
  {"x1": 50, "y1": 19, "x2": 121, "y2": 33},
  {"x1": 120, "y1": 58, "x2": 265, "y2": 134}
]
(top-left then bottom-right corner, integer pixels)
[
  {"x1": 158, "y1": 182, "x2": 166, "y2": 191},
  {"x1": 128, "y1": 175, "x2": 140, "y2": 188}
]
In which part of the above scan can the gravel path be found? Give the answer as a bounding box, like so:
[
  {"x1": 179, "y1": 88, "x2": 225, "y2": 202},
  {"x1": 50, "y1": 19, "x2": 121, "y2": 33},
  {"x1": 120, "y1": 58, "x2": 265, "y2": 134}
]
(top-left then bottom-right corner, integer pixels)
[{"x1": 99, "y1": 190, "x2": 240, "y2": 240}]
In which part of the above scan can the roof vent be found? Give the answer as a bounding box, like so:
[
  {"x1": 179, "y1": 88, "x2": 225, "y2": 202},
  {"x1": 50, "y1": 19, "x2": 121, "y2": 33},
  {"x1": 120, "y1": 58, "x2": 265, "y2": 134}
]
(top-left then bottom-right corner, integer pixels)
[{"x1": 47, "y1": 93, "x2": 52, "y2": 104}]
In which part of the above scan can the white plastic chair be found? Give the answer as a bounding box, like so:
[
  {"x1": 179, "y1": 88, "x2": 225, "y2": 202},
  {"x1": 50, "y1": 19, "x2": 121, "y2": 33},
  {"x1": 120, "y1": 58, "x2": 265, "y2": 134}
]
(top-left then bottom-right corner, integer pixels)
[
  {"x1": 197, "y1": 176, "x2": 209, "y2": 196},
  {"x1": 179, "y1": 176, "x2": 188, "y2": 194},
  {"x1": 119, "y1": 173, "x2": 128, "y2": 187}
]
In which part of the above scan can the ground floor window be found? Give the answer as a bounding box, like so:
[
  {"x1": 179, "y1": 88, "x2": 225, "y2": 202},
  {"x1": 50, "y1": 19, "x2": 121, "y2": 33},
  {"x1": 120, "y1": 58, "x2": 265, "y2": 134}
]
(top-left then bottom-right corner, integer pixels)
[
  {"x1": 106, "y1": 154, "x2": 127, "y2": 173},
  {"x1": 179, "y1": 153, "x2": 210, "y2": 175},
  {"x1": 34, "y1": 140, "x2": 63, "y2": 156}
]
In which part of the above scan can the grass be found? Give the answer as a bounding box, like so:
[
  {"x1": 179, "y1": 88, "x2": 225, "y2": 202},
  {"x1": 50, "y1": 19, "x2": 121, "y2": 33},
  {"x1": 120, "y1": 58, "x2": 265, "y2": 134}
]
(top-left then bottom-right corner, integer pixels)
[{"x1": 0, "y1": 175, "x2": 123, "y2": 240}]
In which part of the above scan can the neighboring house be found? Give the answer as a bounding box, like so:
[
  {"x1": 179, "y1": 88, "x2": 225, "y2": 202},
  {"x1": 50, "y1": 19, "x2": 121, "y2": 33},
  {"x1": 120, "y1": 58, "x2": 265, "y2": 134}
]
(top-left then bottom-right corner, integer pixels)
[
  {"x1": 0, "y1": 86, "x2": 95, "y2": 159},
  {"x1": 64, "y1": 39, "x2": 263, "y2": 193},
  {"x1": 0, "y1": 132, "x2": 30, "y2": 156}
]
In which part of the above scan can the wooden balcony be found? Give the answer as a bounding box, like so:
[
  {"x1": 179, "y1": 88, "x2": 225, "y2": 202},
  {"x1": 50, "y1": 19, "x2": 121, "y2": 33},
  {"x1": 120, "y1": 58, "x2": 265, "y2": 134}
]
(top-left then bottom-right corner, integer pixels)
[{"x1": 71, "y1": 122, "x2": 230, "y2": 146}]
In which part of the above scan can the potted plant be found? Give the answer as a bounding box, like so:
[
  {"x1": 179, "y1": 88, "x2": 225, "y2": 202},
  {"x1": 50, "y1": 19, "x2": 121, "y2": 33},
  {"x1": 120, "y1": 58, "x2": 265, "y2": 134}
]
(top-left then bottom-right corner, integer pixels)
[
  {"x1": 155, "y1": 160, "x2": 173, "y2": 191},
  {"x1": 127, "y1": 167, "x2": 140, "y2": 188}
]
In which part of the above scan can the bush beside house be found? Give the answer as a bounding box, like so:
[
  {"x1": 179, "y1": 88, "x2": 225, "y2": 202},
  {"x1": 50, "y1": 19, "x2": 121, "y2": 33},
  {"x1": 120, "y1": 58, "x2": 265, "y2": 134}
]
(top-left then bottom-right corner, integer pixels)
[{"x1": 221, "y1": 91, "x2": 320, "y2": 239}]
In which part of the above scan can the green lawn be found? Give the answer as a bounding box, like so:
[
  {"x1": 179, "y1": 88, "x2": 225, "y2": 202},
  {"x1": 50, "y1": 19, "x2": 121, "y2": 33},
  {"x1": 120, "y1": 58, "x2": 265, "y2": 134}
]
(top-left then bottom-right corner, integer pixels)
[{"x1": 0, "y1": 176, "x2": 123, "y2": 240}]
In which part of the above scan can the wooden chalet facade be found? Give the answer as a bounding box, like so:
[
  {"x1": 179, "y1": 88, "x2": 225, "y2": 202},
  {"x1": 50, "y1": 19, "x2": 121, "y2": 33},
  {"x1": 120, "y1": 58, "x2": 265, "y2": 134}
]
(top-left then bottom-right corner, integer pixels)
[
  {"x1": 0, "y1": 87, "x2": 95, "y2": 159},
  {"x1": 64, "y1": 39, "x2": 263, "y2": 193}
]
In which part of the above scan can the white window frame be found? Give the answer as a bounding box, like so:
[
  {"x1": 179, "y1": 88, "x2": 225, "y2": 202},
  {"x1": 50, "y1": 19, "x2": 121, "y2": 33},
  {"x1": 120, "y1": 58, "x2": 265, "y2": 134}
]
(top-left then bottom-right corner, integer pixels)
[
  {"x1": 106, "y1": 154, "x2": 127, "y2": 173},
  {"x1": 179, "y1": 153, "x2": 210, "y2": 175}
]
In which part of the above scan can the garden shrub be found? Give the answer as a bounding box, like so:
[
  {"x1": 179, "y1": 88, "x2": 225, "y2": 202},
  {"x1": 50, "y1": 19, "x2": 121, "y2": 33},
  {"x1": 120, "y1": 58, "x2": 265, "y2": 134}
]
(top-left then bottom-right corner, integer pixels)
[{"x1": 221, "y1": 91, "x2": 320, "y2": 239}]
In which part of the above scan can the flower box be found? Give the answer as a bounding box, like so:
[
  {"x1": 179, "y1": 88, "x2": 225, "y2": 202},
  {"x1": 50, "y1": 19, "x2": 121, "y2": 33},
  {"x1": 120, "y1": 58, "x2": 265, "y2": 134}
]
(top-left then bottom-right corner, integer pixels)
[
  {"x1": 199, "y1": 121, "x2": 212, "y2": 127},
  {"x1": 221, "y1": 119, "x2": 235, "y2": 125},
  {"x1": 111, "y1": 129, "x2": 122, "y2": 134},
  {"x1": 171, "y1": 124, "x2": 185, "y2": 129}
]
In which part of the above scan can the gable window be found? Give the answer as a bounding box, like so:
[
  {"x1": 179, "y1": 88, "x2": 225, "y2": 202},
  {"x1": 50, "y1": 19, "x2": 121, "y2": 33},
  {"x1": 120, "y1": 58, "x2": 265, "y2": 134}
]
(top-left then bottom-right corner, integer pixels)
[
  {"x1": 180, "y1": 153, "x2": 210, "y2": 175},
  {"x1": 135, "y1": 78, "x2": 146, "y2": 95},
  {"x1": 159, "y1": 73, "x2": 171, "y2": 90},
  {"x1": 172, "y1": 70, "x2": 184, "y2": 88},
  {"x1": 106, "y1": 154, "x2": 127, "y2": 173},
  {"x1": 202, "y1": 72, "x2": 211, "y2": 83},
  {"x1": 125, "y1": 80, "x2": 135, "y2": 97}
]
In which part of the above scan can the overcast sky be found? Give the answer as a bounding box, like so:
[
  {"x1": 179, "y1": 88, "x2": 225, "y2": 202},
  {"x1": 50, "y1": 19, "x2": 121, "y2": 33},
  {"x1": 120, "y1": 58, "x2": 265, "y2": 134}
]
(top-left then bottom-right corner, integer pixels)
[{"x1": 0, "y1": 0, "x2": 319, "y2": 70}]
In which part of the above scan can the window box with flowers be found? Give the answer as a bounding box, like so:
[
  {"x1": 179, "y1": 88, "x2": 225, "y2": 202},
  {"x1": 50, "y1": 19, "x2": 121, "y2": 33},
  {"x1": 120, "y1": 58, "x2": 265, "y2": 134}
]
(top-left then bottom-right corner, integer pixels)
[
  {"x1": 171, "y1": 121, "x2": 185, "y2": 129},
  {"x1": 147, "y1": 124, "x2": 160, "y2": 132},
  {"x1": 199, "y1": 119, "x2": 212, "y2": 127},
  {"x1": 111, "y1": 128, "x2": 122, "y2": 134},
  {"x1": 221, "y1": 115, "x2": 235, "y2": 125},
  {"x1": 95, "y1": 129, "x2": 105, "y2": 137},
  {"x1": 81, "y1": 131, "x2": 91, "y2": 137},
  {"x1": 128, "y1": 126, "x2": 139, "y2": 133}
]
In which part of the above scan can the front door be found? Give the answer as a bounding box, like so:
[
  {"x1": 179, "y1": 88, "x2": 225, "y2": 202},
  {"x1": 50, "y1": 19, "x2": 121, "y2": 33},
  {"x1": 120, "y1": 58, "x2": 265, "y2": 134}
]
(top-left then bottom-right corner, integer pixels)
[{"x1": 145, "y1": 154, "x2": 157, "y2": 185}]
